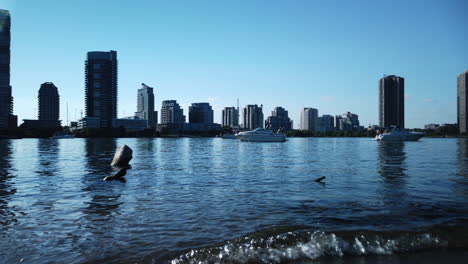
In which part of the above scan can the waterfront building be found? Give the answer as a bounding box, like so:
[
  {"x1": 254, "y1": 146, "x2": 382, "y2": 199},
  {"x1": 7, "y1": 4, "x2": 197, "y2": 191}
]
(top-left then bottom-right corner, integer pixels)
[
  {"x1": 135, "y1": 83, "x2": 156, "y2": 129},
  {"x1": 0, "y1": 9, "x2": 17, "y2": 129},
  {"x1": 379, "y1": 75, "x2": 404, "y2": 128},
  {"x1": 242, "y1": 104, "x2": 263, "y2": 130},
  {"x1": 112, "y1": 116, "x2": 147, "y2": 131},
  {"x1": 221, "y1": 107, "x2": 239, "y2": 128},
  {"x1": 160, "y1": 100, "x2": 185, "y2": 125},
  {"x1": 335, "y1": 115, "x2": 343, "y2": 130},
  {"x1": 300, "y1": 108, "x2": 318, "y2": 131},
  {"x1": 265, "y1": 106, "x2": 293, "y2": 131},
  {"x1": 84, "y1": 50, "x2": 118, "y2": 128},
  {"x1": 425, "y1": 124, "x2": 440, "y2": 130},
  {"x1": 183, "y1": 123, "x2": 222, "y2": 133},
  {"x1": 335, "y1": 111, "x2": 360, "y2": 131},
  {"x1": 19, "y1": 82, "x2": 61, "y2": 129},
  {"x1": 20, "y1": 119, "x2": 61, "y2": 129},
  {"x1": 77, "y1": 116, "x2": 101, "y2": 129},
  {"x1": 189, "y1": 103, "x2": 213, "y2": 124},
  {"x1": 458, "y1": 70, "x2": 468, "y2": 134},
  {"x1": 317, "y1": 114, "x2": 335, "y2": 132},
  {"x1": 39, "y1": 82, "x2": 60, "y2": 123},
  {"x1": 367, "y1": 125, "x2": 380, "y2": 131}
]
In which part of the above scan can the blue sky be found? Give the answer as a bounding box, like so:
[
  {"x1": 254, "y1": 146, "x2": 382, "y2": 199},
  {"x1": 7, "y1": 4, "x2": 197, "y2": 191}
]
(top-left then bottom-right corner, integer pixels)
[{"x1": 1, "y1": 0, "x2": 467, "y2": 128}]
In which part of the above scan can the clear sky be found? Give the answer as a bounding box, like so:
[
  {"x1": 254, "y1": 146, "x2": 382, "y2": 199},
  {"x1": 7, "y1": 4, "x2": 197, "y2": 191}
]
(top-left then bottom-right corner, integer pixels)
[{"x1": 1, "y1": 0, "x2": 467, "y2": 128}]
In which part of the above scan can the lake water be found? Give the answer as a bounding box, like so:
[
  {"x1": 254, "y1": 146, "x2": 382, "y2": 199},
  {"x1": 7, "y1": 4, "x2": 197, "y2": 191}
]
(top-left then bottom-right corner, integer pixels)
[{"x1": 0, "y1": 137, "x2": 467, "y2": 263}]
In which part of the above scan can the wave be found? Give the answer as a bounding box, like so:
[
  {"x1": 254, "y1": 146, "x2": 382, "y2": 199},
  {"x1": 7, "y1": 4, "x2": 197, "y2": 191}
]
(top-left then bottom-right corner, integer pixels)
[{"x1": 166, "y1": 224, "x2": 467, "y2": 264}]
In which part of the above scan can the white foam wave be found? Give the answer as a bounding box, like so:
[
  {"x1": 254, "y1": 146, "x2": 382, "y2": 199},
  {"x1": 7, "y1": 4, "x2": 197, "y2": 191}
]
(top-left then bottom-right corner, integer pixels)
[{"x1": 170, "y1": 231, "x2": 442, "y2": 264}]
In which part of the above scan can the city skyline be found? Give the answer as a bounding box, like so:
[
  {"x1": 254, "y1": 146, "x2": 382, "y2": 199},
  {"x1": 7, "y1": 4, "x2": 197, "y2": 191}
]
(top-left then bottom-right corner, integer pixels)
[{"x1": 1, "y1": 0, "x2": 467, "y2": 128}]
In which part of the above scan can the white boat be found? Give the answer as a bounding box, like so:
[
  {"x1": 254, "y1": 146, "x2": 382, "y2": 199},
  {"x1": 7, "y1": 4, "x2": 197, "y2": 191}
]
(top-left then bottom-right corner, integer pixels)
[
  {"x1": 236, "y1": 128, "x2": 286, "y2": 142},
  {"x1": 375, "y1": 127, "x2": 425, "y2": 141}
]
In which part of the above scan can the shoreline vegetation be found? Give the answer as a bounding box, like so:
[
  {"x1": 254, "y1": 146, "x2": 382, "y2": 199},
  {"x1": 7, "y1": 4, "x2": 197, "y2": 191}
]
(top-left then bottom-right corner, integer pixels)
[{"x1": 0, "y1": 125, "x2": 461, "y2": 139}]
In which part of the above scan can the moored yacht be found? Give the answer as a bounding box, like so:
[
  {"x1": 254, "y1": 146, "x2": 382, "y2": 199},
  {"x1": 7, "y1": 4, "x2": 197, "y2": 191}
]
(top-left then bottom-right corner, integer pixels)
[
  {"x1": 375, "y1": 127, "x2": 424, "y2": 141},
  {"x1": 236, "y1": 128, "x2": 286, "y2": 142}
]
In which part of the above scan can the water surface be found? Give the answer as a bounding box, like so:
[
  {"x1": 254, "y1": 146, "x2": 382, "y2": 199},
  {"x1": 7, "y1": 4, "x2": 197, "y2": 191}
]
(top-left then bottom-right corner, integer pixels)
[{"x1": 0, "y1": 138, "x2": 467, "y2": 263}]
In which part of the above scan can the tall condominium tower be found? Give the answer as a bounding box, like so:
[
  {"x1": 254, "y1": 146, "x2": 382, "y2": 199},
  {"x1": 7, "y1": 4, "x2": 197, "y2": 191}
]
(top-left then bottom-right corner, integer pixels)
[
  {"x1": 458, "y1": 70, "x2": 468, "y2": 134},
  {"x1": 38, "y1": 82, "x2": 60, "y2": 122},
  {"x1": 0, "y1": 9, "x2": 16, "y2": 128},
  {"x1": 265, "y1": 106, "x2": 293, "y2": 131},
  {"x1": 379, "y1": 75, "x2": 404, "y2": 128},
  {"x1": 222, "y1": 107, "x2": 239, "y2": 128},
  {"x1": 189, "y1": 103, "x2": 213, "y2": 124},
  {"x1": 160, "y1": 100, "x2": 185, "y2": 124},
  {"x1": 243, "y1": 104, "x2": 263, "y2": 130},
  {"x1": 85, "y1": 50, "x2": 118, "y2": 128},
  {"x1": 135, "y1": 83, "x2": 156, "y2": 128},
  {"x1": 19, "y1": 82, "x2": 61, "y2": 128},
  {"x1": 300, "y1": 107, "x2": 318, "y2": 131}
]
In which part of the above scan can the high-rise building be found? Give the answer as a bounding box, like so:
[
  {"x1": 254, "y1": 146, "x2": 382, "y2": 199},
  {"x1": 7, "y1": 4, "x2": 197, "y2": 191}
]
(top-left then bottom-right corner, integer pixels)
[
  {"x1": 336, "y1": 111, "x2": 360, "y2": 131},
  {"x1": 300, "y1": 107, "x2": 318, "y2": 131},
  {"x1": 135, "y1": 83, "x2": 156, "y2": 129},
  {"x1": 20, "y1": 82, "x2": 61, "y2": 129},
  {"x1": 153, "y1": 111, "x2": 158, "y2": 126},
  {"x1": 84, "y1": 50, "x2": 118, "y2": 128},
  {"x1": 222, "y1": 106, "x2": 239, "y2": 128},
  {"x1": 189, "y1": 103, "x2": 213, "y2": 124},
  {"x1": 243, "y1": 104, "x2": 263, "y2": 130},
  {"x1": 379, "y1": 75, "x2": 404, "y2": 128},
  {"x1": 39, "y1": 82, "x2": 60, "y2": 122},
  {"x1": 458, "y1": 70, "x2": 468, "y2": 134},
  {"x1": 0, "y1": 9, "x2": 16, "y2": 129},
  {"x1": 334, "y1": 115, "x2": 343, "y2": 130},
  {"x1": 265, "y1": 106, "x2": 293, "y2": 131},
  {"x1": 160, "y1": 100, "x2": 185, "y2": 124},
  {"x1": 317, "y1": 114, "x2": 335, "y2": 132}
]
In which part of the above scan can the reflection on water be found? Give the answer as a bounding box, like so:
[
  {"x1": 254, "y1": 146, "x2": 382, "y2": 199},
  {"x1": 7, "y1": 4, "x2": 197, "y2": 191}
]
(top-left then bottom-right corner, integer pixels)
[
  {"x1": 36, "y1": 139, "x2": 59, "y2": 176},
  {"x1": 456, "y1": 139, "x2": 468, "y2": 196},
  {"x1": 377, "y1": 141, "x2": 407, "y2": 180},
  {"x1": 33, "y1": 139, "x2": 61, "y2": 213},
  {"x1": 81, "y1": 138, "x2": 123, "y2": 229},
  {"x1": 84, "y1": 138, "x2": 117, "y2": 176},
  {"x1": 0, "y1": 140, "x2": 16, "y2": 229},
  {"x1": 376, "y1": 141, "x2": 408, "y2": 216}
]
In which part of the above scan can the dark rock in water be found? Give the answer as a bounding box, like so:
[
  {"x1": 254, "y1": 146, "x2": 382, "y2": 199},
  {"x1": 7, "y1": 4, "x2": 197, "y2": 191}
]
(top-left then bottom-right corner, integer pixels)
[
  {"x1": 103, "y1": 168, "x2": 127, "y2": 182},
  {"x1": 103, "y1": 175, "x2": 114, "y2": 181},
  {"x1": 116, "y1": 177, "x2": 126, "y2": 183},
  {"x1": 111, "y1": 144, "x2": 133, "y2": 167},
  {"x1": 314, "y1": 176, "x2": 326, "y2": 183}
]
